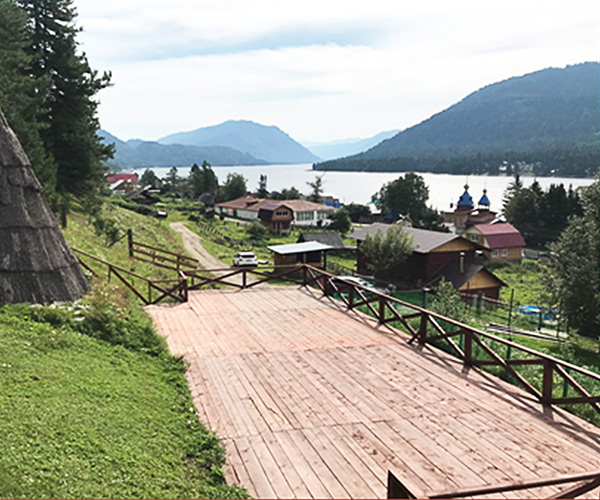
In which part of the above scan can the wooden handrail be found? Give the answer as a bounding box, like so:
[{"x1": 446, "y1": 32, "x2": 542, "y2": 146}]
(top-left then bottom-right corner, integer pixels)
[
  {"x1": 388, "y1": 469, "x2": 600, "y2": 499},
  {"x1": 74, "y1": 240, "x2": 600, "y2": 419}
]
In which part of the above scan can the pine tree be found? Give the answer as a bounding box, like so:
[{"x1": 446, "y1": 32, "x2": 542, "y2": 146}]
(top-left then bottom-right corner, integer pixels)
[
  {"x1": 0, "y1": 0, "x2": 55, "y2": 193},
  {"x1": 17, "y1": 0, "x2": 113, "y2": 205}
]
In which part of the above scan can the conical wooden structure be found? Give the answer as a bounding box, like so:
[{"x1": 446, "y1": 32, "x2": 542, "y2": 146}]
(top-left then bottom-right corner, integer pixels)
[{"x1": 0, "y1": 109, "x2": 89, "y2": 304}]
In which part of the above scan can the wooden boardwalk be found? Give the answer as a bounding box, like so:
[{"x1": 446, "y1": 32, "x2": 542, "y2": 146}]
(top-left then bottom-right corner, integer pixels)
[{"x1": 147, "y1": 286, "x2": 600, "y2": 499}]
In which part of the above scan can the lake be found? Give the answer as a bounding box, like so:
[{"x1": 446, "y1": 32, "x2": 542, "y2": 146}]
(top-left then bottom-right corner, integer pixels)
[{"x1": 145, "y1": 164, "x2": 595, "y2": 211}]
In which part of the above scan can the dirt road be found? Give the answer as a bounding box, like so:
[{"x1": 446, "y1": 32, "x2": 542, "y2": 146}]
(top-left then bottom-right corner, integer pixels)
[{"x1": 169, "y1": 221, "x2": 255, "y2": 286}]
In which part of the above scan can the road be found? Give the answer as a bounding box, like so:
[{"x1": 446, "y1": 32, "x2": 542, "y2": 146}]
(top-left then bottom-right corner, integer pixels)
[{"x1": 169, "y1": 221, "x2": 256, "y2": 286}]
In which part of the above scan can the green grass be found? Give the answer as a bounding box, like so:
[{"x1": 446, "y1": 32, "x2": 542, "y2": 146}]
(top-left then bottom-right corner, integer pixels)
[
  {"x1": 64, "y1": 202, "x2": 189, "y2": 281},
  {"x1": 0, "y1": 200, "x2": 248, "y2": 498},
  {"x1": 0, "y1": 293, "x2": 247, "y2": 498},
  {"x1": 489, "y1": 259, "x2": 548, "y2": 305}
]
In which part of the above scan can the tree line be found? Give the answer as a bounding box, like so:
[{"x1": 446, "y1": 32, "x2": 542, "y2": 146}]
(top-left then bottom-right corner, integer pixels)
[
  {"x1": 0, "y1": 0, "x2": 111, "y2": 216},
  {"x1": 314, "y1": 144, "x2": 599, "y2": 178},
  {"x1": 502, "y1": 175, "x2": 583, "y2": 248}
]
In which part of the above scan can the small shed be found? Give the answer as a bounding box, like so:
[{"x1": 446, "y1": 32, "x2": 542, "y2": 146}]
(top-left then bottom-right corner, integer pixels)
[{"x1": 268, "y1": 241, "x2": 333, "y2": 268}]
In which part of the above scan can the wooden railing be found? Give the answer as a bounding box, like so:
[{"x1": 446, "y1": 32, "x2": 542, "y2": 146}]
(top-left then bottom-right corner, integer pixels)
[
  {"x1": 77, "y1": 236, "x2": 600, "y2": 420},
  {"x1": 387, "y1": 469, "x2": 600, "y2": 499},
  {"x1": 305, "y1": 266, "x2": 600, "y2": 420},
  {"x1": 73, "y1": 248, "x2": 188, "y2": 305},
  {"x1": 127, "y1": 229, "x2": 199, "y2": 272}
]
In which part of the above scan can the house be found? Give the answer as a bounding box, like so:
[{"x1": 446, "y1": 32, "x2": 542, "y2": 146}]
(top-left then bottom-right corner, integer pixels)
[
  {"x1": 426, "y1": 259, "x2": 506, "y2": 301},
  {"x1": 281, "y1": 200, "x2": 335, "y2": 227},
  {"x1": 463, "y1": 222, "x2": 525, "y2": 261},
  {"x1": 106, "y1": 172, "x2": 139, "y2": 185},
  {"x1": 215, "y1": 196, "x2": 336, "y2": 230},
  {"x1": 216, "y1": 196, "x2": 267, "y2": 220},
  {"x1": 349, "y1": 223, "x2": 504, "y2": 299},
  {"x1": 258, "y1": 202, "x2": 294, "y2": 234},
  {"x1": 443, "y1": 185, "x2": 497, "y2": 232},
  {"x1": 268, "y1": 241, "x2": 333, "y2": 268},
  {"x1": 107, "y1": 173, "x2": 139, "y2": 194},
  {"x1": 297, "y1": 232, "x2": 346, "y2": 250}
]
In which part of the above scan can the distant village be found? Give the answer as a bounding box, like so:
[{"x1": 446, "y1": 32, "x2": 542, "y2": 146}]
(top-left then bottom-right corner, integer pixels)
[{"x1": 107, "y1": 171, "x2": 526, "y2": 301}]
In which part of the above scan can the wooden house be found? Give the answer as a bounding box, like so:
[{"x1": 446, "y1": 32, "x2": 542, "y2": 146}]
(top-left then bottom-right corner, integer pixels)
[
  {"x1": 463, "y1": 222, "x2": 525, "y2": 262},
  {"x1": 258, "y1": 202, "x2": 293, "y2": 234},
  {"x1": 349, "y1": 223, "x2": 504, "y2": 299}
]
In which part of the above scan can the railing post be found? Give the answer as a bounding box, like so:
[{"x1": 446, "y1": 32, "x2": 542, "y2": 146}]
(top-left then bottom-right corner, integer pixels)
[
  {"x1": 542, "y1": 359, "x2": 554, "y2": 405},
  {"x1": 242, "y1": 269, "x2": 247, "y2": 289},
  {"x1": 379, "y1": 298, "x2": 386, "y2": 324},
  {"x1": 348, "y1": 287, "x2": 354, "y2": 309},
  {"x1": 127, "y1": 229, "x2": 133, "y2": 258},
  {"x1": 464, "y1": 330, "x2": 473, "y2": 365},
  {"x1": 302, "y1": 266, "x2": 307, "y2": 286},
  {"x1": 418, "y1": 312, "x2": 428, "y2": 344},
  {"x1": 182, "y1": 275, "x2": 188, "y2": 302}
]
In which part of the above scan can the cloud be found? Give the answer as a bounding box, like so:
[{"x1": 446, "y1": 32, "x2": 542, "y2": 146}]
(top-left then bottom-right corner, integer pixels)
[{"x1": 77, "y1": 0, "x2": 600, "y2": 142}]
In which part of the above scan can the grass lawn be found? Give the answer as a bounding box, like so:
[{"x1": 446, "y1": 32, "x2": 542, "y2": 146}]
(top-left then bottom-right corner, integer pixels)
[
  {"x1": 0, "y1": 200, "x2": 248, "y2": 498},
  {"x1": 63, "y1": 201, "x2": 189, "y2": 281},
  {"x1": 0, "y1": 299, "x2": 247, "y2": 498}
]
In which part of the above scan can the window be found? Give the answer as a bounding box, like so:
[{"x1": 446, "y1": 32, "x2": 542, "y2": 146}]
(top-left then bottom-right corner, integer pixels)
[
  {"x1": 275, "y1": 210, "x2": 289, "y2": 217},
  {"x1": 470, "y1": 234, "x2": 479, "y2": 242},
  {"x1": 317, "y1": 210, "x2": 331, "y2": 220},
  {"x1": 296, "y1": 211, "x2": 314, "y2": 221},
  {"x1": 501, "y1": 248, "x2": 508, "y2": 257},
  {"x1": 492, "y1": 249, "x2": 499, "y2": 258}
]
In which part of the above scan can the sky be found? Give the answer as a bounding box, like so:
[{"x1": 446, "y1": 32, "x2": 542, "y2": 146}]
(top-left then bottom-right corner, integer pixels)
[{"x1": 76, "y1": 0, "x2": 600, "y2": 144}]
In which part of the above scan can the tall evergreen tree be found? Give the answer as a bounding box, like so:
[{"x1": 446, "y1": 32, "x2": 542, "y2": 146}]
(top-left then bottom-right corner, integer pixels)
[
  {"x1": 17, "y1": 0, "x2": 113, "y2": 205},
  {"x1": 0, "y1": 0, "x2": 54, "y2": 193},
  {"x1": 544, "y1": 181, "x2": 599, "y2": 337}
]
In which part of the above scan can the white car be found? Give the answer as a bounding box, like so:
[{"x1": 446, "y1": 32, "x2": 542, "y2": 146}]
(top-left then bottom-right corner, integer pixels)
[{"x1": 233, "y1": 252, "x2": 258, "y2": 267}]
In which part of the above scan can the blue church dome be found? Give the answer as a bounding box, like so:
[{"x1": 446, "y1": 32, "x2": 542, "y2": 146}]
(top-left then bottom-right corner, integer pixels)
[
  {"x1": 456, "y1": 184, "x2": 474, "y2": 208},
  {"x1": 478, "y1": 189, "x2": 490, "y2": 207}
]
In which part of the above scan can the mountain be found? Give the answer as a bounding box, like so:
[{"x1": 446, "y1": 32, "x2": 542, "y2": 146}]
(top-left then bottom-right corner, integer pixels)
[
  {"x1": 159, "y1": 120, "x2": 320, "y2": 164},
  {"x1": 98, "y1": 130, "x2": 267, "y2": 169},
  {"x1": 304, "y1": 130, "x2": 399, "y2": 160},
  {"x1": 315, "y1": 63, "x2": 599, "y2": 177}
]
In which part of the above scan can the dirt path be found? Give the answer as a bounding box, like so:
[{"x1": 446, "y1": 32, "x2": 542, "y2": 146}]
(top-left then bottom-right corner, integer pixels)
[
  {"x1": 170, "y1": 221, "x2": 228, "y2": 269},
  {"x1": 169, "y1": 221, "x2": 255, "y2": 286}
]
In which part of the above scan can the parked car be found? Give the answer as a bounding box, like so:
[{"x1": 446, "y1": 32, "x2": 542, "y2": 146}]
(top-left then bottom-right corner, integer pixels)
[
  {"x1": 330, "y1": 275, "x2": 376, "y2": 293},
  {"x1": 233, "y1": 251, "x2": 258, "y2": 267}
]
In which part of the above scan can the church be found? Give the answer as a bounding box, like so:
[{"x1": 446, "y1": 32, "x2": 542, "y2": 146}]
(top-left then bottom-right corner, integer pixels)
[{"x1": 443, "y1": 184, "x2": 525, "y2": 262}]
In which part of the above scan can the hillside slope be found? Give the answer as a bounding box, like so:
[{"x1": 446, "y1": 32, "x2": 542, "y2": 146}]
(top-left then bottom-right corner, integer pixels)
[
  {"x1": 159, "y1": 120, "x2": 320, "y2": 164},
  {"x1": 315, "y1": 63, "x2": 599, "y2": 176}
]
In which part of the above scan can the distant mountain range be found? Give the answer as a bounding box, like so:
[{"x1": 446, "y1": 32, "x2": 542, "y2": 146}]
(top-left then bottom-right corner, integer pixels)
[
  {"x1": 304, "y1": 130, "x2": 399, "y2": 160},
  {"x1": 99, "y1": 130, "x2": 266, "y2": 168},
  {"x1": 100, "y1": 120, "x2": 322, "y2": 169},
  {"x1": 158, "y1": 120, "x2": 319, "y2": 164},
  {"x1": 315, "y1": 62, "x2": 600, "y2": 177}
]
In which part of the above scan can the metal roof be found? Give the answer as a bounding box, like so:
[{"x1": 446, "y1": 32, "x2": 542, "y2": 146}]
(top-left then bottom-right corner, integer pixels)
[
  {"x1": 267, "y1": 241, "x2": 333, "y2": 255},
  {"x1": 349, "y1": 223, "x2": 461, "y2": 254}
]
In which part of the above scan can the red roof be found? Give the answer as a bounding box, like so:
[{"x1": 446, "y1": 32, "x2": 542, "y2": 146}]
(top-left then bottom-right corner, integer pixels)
[
  {"x1": 107, "y1": 173, "x2": 138, "y2": 184},
  {"x1": 473, "y1": 223, "x2": 526, "y2": 249}
]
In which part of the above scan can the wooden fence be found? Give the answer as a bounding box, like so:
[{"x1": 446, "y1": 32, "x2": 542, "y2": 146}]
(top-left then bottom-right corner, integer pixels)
[{"x1": 73, "y1": 248, "x2": 188, "y2": 305}]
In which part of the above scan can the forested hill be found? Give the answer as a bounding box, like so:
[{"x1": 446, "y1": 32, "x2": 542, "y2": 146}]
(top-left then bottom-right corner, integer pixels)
[
  {"x1": 159, "y1": 120, "x2": 320, "y2": 164},
  {"x1": 315, "y1": 62, "x2": 599, "y2": 177}
]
